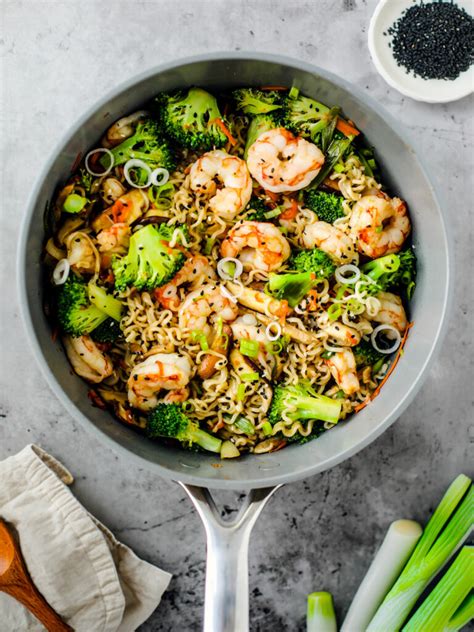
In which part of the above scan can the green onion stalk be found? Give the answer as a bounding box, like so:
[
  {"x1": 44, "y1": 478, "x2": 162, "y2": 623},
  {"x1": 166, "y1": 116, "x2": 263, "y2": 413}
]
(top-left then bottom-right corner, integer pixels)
[
  {"x1": 307, "y1": 592, "x2": 337, "y2": 632},
  {"x1": 402, "y1": 546, "x2": 474, "y2": 632},
  {"x1": 366, "y1": 474, "x2": 473, "y2": 631}
]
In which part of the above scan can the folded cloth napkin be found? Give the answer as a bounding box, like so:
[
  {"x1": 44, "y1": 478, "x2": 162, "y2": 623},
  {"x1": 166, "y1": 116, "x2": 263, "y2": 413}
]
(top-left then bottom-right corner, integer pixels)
[{"x1": 0, "y1": 444, "x2": 172, "y2": 631}]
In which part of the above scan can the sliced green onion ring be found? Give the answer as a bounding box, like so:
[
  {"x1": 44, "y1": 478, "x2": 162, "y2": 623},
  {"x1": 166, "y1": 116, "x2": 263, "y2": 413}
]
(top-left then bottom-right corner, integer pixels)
[
  {"x1": 265, "y1": 321, "x2": 282, "y2": 341},
  {"x1": 371, "y1": 324, "x2": 401, "y2": 354},
  {"x1": 335, "y1": 264, "x2": 361, "y2": 285},
  {"x1": 327, "y1": 303, "x2": 343, "y2": 321},
  {"x1": 150, "y1": 167, "x2": 169, "y2": 186},
  {"x1": 85, "y1": 148, "x2": 114, "y2": 177},
  {"x1": 124, "y1": 159, "x2": 152, "y2": 189},
  {"x1": 52, "y1": 258, "x2": 70, "y2": 286},
  {"x1": 217, "y1": 257, "x2": 243, "y2": 281}
]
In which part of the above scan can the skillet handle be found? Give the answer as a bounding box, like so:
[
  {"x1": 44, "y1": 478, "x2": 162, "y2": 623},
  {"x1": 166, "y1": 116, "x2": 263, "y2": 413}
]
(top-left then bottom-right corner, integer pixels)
[{"x1": 179, "y1": 483, "x2": 281, "y2": 632}]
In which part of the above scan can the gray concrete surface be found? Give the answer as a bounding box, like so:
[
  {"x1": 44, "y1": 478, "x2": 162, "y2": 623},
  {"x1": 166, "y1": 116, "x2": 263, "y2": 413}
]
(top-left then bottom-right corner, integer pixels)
[{"x1": 1, "y1": 1, "x2": 473, "y2": 630}]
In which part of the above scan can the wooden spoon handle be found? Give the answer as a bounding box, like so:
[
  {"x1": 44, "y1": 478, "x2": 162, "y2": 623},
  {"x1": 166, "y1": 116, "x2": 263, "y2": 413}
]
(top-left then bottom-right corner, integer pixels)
[
  {"x1": 1, "y1": 583, "x2": 73, "y2": 631},
  {"x1": 1, "y1": 581, "x2": 72, "y2": 631}
]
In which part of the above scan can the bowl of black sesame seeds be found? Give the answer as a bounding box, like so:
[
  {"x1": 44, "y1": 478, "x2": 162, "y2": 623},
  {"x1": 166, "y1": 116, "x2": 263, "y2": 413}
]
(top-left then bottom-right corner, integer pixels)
[{"x1": 368, "y1": 0, "x2": 474, "y2": 103}]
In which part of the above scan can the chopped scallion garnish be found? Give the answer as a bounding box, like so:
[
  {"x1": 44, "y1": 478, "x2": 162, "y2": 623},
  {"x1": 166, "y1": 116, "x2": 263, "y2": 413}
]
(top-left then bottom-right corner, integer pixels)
[
  {"x1": 63, "y1": 193, "x2": 88, "y2": 214},
  {"x1": 237, "y1": 383, "x2": 246, "y2": 401},
  {"x1": 241, "y1": 372, "x2": 259, "y2": 382},
  {"x1": 239, "y1": 338, "x2": 259, "y2": 359}
]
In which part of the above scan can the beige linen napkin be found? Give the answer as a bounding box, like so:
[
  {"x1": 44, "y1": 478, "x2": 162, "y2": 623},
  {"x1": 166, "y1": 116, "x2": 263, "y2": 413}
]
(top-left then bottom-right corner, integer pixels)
[{"x1": 0, "y1": 444, "x2": 172, "y2": 631}]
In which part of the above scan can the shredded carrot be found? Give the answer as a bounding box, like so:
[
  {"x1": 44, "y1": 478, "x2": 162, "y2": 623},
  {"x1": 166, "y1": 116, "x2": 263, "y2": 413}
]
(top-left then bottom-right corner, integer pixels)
[
  {"x1": 354, "y1": 397, "x2": 370, "y2": 413},
  {"x1": 371, "y1": 322, "x2": 414, "y2": 400},
  {"x1": 71, "y1": 152, "x2": 83, "y2": 173},
  {"x1": 307, "y1": 289, "x2": 318, "y2": 312},
  {"x1": 51, "y1": 327, "x2": 59, "y2": 343},
  {"x1": 260, "y1": 85, "x2": 288, "y2": 91},
  {"x1": 88, "y1": 390, "x2": 107, "y2": 410},
  {"x1": 336, "y1": 117, "x2": 360, "y2": 137},
  {"x1": 264, "y1": 189, "x2": 280, "y2": 203},
  {"x1": 212, "y1": 118, "x2": 237, "y2": 146},
  {"x1": 111, "y1": 200, "x2": 129, "y2": 223},
  {"x1": 279, "y1": 199, "x2": 299, "y2": 221},
  {"x1": 100, "y1": 254, "x2": 112, "y2": 270},
  {"x1": 103, "y1": 270, "x2": 114, "y2": 284}
]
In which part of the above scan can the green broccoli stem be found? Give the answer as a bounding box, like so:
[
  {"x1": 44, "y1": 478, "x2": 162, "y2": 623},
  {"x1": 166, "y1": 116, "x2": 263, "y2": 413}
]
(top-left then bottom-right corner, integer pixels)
[
  {"x1": 189, "y1": 428, "x2": 222, "y2": 453},
  {"x1": 88, "y1": 283, "x2": 123, "y2": 321},
  {"x1": 291, "y1": 394, "x2": 341, "y2": 423},
  {"x1": 361, "y1": 254, "x2": 400, "y2": 281},
  {"x1": 267, "y1": 271, "x2": 316, "y2": 307}
]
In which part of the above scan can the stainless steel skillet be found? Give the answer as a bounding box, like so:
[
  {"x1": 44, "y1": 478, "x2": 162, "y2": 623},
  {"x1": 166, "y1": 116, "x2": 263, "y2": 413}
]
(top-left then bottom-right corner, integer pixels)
[{"x1": 18, "y1": 53, "x2": 452, "y2": 631}]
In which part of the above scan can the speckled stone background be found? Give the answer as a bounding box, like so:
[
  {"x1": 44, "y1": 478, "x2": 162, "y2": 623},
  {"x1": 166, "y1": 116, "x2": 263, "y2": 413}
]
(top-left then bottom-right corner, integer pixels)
[{"x1": 1, "y1": 1, "x2": 473, "y2": 630}]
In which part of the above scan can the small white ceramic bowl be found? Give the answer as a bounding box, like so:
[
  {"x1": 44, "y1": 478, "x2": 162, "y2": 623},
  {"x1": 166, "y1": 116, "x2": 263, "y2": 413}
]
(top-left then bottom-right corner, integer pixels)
[{"x1": 369, "y1": 0, "x2": 474, "y2": 103}]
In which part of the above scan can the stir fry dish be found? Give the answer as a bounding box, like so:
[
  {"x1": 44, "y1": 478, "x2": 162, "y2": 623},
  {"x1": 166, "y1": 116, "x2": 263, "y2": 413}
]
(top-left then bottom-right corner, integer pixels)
[{"x1": 43, "y1": 86, "x2": 416, "y2": 458}]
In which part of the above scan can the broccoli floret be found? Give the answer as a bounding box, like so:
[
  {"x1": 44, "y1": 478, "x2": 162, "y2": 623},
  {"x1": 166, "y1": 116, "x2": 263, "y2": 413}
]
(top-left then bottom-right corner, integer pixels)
[
  {"x1": 361, "y1": 249, "x2": 416, "y2": 299},
  {"x1": 102, "y1": 118, "x2": 175, "y2": 171},
  {"x1": 353, "y1": 339, "x2": 384, "y2": 368},
  {"x1": 267, "y1": 272, "x2": 317, "y2": 307},
  {"x1": 112, "y1": 224, "x2": 186, "y2": 292},
  {"x1": 152, "y1": 222, "x2": 189, "y2": 244},
  {"x1": 304, "y1": 190, "x2": 345, "y2": 224},
  {"x1": 283, "y1": 94, "x2": 340, "y2": 146},
  {"x1": 291, "y1": 248, "x2": 336, "y2": 279},
  {"x1": 57, "y1": 277, "x2": 108, "y2": 336},
  {"x1": 77, "y1": 168, "x2": 93, "y2": 194},
  {"x1": 90, "y1": 318, "x2": 122, "y2": 343},
  {"x1": 244, "y1": 114, "x2": 279, "y2": 158},
  {"x1": 268, "y1": 381, "x2": 341, "y2": 427},
  {"x1": 286, "y1": 423, "x2": 326, "y2": 444},
  {"x1": 246, "y1": 197, "x2": 269, "y2": 221},
  {"x1": 245, "y1": 196, "x2": 281, "y2": 222},
  {"x1": 232, "y1": 88, "x2": 283, "y2": 115},
  {"x1": 154, "y1": 87, "x2": 228, "y2": 150},
  {"x1": 147, "y1": 403, "x2": 222, "y2": 453}
]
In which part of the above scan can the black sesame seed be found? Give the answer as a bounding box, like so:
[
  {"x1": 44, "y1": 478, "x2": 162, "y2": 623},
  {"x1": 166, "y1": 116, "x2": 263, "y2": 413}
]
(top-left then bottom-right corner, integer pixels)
[{"x1": 385, "y1": 2, "x2": 474, "y2": 80}]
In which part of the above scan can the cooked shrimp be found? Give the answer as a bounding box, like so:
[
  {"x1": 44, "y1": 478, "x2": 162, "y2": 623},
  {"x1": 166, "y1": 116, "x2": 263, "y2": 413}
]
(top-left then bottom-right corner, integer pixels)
[
  {"x1": 63, "y1": 335, "x2": 113, "y2": 384},
  {"x1": 155, "y1": 255, "x2": 217, "y2": 311},
  {"x1": 230, "y1": 316, "x2": 269, "y2": 345},
  {"x1": 370, "y1": 291, "x2": 407, "y2": 333},
  {"x1": 189, "y1": 149, "x2": 252, "y2": 221},
  {"x1": 325, "y1": 349, "x2": 360, "y2": 395},
  {"x1": 179, "y1": 284, "x2": 239, "y2": 336},
  {"x1": 65, "y1": 232, "x2": 98, "y2": 275},
  {"x1": 303, "y1": 221, "x2": 357, "y2": 264},
  {"x1": 323, "y1": 322, "x2": 361, "y2": 347},
  {"x1": 349, "y1": 193, "x2": 410, "y2": 258},
  {"x1": 96, "y1": 223, "x2": 130, "y2": 255},
  {"x1": 102, "y1": 110, "x2": 148, "y2": 148},
  {"x1": 92, "y1": 190, "x2": 148, "y2": 232},
  {"x1": 220, "y1": 221, "x2": 291, "y2": 272},
  {"x1": 127, "y1": 353, "x2": 191, "y2": 411},
  {"x1": 246, "y1": 127, "x2": 325, "y2": 193},
  {"x1": 163, "y1": 387, "x2": 190, "y2": 404}
]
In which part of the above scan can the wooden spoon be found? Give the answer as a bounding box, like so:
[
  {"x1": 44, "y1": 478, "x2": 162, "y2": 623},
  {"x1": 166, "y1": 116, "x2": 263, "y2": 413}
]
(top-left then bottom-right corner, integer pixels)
[{"x1": 0, "y1": 519, "x2": 72, "y2": 631}]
